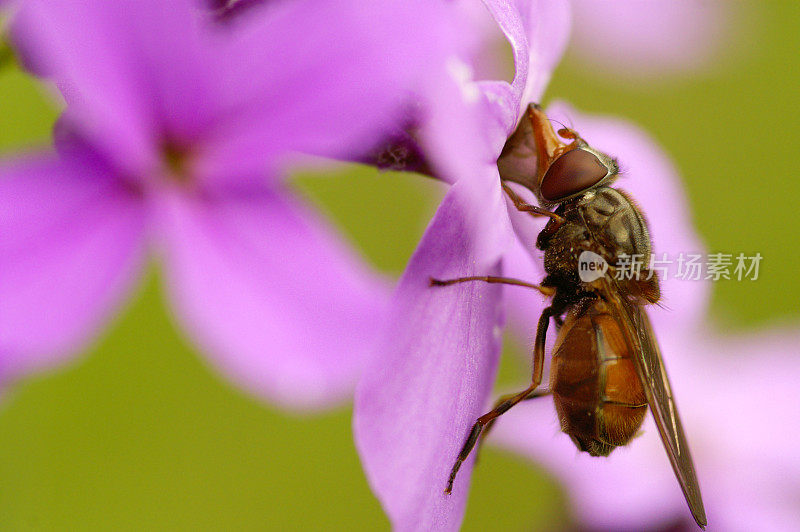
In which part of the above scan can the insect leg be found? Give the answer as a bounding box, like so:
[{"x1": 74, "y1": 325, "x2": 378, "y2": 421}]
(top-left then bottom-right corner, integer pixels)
[
  {"x1": 533, "y1": 306, "x2": 559, "y2": 382},
  {"x1": 501, "y1": 182, "x2": 565, "y2": 223},
  {"x1": 445, "y1": 385, "x2": 539, "y2": 494},
  {"x1": 430, "y1": 275, "x2": 554, "y2": 296},
  {"x1": 477, "y1": 388, "x2": 551, "y2": 450},
  {"x1": 445, "y1": 305, "x2": 556, "y2": 494}
]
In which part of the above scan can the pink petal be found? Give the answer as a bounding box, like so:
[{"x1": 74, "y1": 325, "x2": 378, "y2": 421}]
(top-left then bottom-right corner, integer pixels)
[
  {"x1": 570, "y1": 0, "x2": 730, "y2": 80},
  {"x1": 547, "y1": 102, "x2": 710, "y2": 332},
  {"x1": 199, "y1": 0, "x2": 454, "y2": 185},
  {"x1": 0, "y1": 151, "x2": 147, "y2": 382},
  {"x1": 515, "y1": 0, "x2": 571, "y2": 105},
  {"x1": 155, "y1": 186, "x2": 389, "y2": 409},
  {"x1": 477, "y1": 80, "x2": 521, "y2": 154},
  {"x1": 116, "y1": 0, "x2": 218, "y2": 142},
  {"x1": 354, "y1": 184, "x2": 505, "y2": 531},
  {"x1": 497, "y1": 232, "x2": 561, "y2": 383},
  {"x1": 10, "y1": 0, "x2": 214, "y2": 174},
  {"x1": 674, "y1": 330, "x2": 800, "y2": 531},
  {"x1": 458, "y1": 0, "x2": 513, "y2": 83},
  {"x1": 479, "y1": 0, "x2": 571, "y2": 133},
  {"x1": 419, "y1": 63, "x2": 515, "y2": 268},
  {"x1": 481, "y1": 0, "x2": 528, "y2": 103}
]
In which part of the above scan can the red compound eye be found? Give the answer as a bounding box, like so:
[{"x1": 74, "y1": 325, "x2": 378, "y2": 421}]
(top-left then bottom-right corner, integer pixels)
[{"x1": 540, "y1": 148, "x2": 608, "y2": 202}]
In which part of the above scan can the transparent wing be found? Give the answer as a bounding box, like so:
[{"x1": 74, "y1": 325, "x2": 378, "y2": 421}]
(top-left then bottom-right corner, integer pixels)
[{"x1": 598, "y1": 279, "x2": 708, "y2": 529}]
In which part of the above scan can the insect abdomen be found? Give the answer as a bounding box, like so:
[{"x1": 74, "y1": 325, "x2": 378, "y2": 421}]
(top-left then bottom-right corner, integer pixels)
[{"x1": 550, "y1": 300, "x2": 647, "y2": 457}]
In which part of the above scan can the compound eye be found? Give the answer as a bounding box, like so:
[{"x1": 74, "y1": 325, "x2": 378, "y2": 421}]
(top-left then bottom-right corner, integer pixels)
[{"x1": 540, "y1": 148, "x2": 608, "y2": 202}]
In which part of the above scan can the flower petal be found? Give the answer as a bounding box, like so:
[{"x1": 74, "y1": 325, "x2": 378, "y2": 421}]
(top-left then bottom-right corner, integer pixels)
[
  {"x1": 358, "y1": 0, "x2": 572, "y2": 181},
  {"x1": 570, "y1": 0, "x2": 730, "y2": 80},
  {"x1": 477, "y1": 80, "x2": 521, "y2": 153},
  {"x1": 547, "y1": 102, "x2": 710, "y2": 331},
  {"x1": 675, "y1": 330, "x2": 800, "y2": 532},
  {"x1": 0, "y1": 150, "x2": 147, "y2": 382},
  {"x1": 354, "y1": 183, "x2": 504, "y2": 531},
  {"x1": 481, "y1": 0, "x2": 528, "y2": 103},
  {"x1": 199, "y1": 0, "x2": 454, "y2": 185},
  {"x1": 156, "y1": 185, "x2": 389, "y2": 409},
  {"x1": 11, "y1": 0, "x2": 216, "y2": 173},
  {"x1": 515, "y1": 0, "x2": 571, "y2": 105},
  {"x1": 419, "y1": 63, "x2": 516, "y2": 268},
  {"x1": 480, "y1": 0, "x2": 571, "y2": 127}
]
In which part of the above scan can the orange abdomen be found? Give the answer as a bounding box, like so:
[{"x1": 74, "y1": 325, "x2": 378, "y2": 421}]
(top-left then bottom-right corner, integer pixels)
[{"x1": 549, "y1": 299, "x2": 647, "y2": 456}]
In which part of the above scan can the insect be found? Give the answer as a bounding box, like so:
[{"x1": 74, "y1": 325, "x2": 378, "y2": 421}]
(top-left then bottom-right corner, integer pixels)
[{"x1": 432, "y1": 104, "x2": 707, "y2": 529}]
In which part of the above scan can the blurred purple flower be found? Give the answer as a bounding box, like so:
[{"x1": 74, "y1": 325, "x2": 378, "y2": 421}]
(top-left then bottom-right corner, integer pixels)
[
  {"x1": 568, "y1": 0, "x2": 731, "y2": 81},
  {"x1": 0, "y1": 0, "x2": 447, "y2": 407}
]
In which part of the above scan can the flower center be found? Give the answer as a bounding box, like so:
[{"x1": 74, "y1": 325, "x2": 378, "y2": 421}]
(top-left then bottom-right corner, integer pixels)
[{"x1": 161, "y1": 140, "x2": 193, "y2": 184}]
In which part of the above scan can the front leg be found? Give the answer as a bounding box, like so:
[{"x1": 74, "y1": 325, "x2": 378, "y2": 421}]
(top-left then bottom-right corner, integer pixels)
[{"x1": 501, "y1": 183, "x2": 565, "y2": 226}]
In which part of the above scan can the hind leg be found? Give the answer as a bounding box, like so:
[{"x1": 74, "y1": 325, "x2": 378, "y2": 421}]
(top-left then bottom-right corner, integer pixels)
[
  {"x1": 477, "y1": 388, "x2": 551, "y2": 453},
  {"x1": 444, "y1": 306, "x2": 558, "y2": 494}
]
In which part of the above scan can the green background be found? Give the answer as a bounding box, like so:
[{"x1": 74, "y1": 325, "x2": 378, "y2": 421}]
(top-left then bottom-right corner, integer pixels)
[{"x1": 1, "y1": 3, "x2": 798, "y2": 530}]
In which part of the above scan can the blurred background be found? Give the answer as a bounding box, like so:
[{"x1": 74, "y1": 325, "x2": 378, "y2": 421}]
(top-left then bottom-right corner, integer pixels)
[{"x1": 0, "y1": 2, "x2": 798, "y2": 530}]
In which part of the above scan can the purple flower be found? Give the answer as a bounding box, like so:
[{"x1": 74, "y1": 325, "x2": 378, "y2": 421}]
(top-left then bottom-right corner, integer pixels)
[
  {"x1": 0, "y1": 0, "x2": 447, "y2": 407},
  {"x1": 568, "y1": 0, "x2": 732, "y2": 81},
  {"x1": 354, "y1": 1, "x2": 798, "y2": 530}
]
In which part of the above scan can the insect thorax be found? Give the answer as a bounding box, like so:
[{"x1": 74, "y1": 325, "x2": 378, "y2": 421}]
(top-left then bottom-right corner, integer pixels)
[{"x1": 538, "y1": 186, "x2": 653, "y2": 295}]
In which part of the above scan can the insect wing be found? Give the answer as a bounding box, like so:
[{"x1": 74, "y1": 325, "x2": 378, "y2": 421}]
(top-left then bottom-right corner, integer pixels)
[
  {"x1": 599, "y1": 279, "x2": 707, "y2": 529},
  {"x1": 629, "y1": 302, "x2": 707, "y2": 528}
]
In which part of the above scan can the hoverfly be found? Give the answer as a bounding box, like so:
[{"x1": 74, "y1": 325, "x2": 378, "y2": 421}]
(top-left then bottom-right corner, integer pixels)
[{"x1": 432, "y1": 104, "x2": 707, "y2": 529}]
